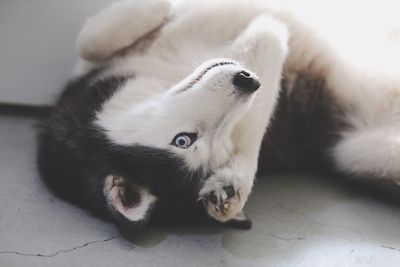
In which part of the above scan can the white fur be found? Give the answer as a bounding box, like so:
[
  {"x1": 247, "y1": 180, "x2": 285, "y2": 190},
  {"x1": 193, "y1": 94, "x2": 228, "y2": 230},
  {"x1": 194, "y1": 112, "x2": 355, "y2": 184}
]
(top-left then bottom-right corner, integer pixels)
[
  {"x1": 77, "y1": 0, "x2": 400, "y2": 221},
  {"x1": 334, "y1": 128, "x2": 400, "y2": 179}
]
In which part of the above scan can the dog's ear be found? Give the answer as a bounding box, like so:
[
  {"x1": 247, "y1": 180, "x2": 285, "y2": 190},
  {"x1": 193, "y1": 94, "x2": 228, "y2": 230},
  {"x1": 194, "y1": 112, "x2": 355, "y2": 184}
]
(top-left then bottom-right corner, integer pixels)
[{"x1": 103, "y1": 175, "x2": 157, "y2": 223}]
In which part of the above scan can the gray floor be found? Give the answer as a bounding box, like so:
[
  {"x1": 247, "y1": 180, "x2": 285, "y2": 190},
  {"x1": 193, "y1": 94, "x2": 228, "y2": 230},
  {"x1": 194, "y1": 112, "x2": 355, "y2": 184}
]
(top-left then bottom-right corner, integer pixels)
[{"x1": 1, "y1": 109, "x2": 400, "y2": 267}]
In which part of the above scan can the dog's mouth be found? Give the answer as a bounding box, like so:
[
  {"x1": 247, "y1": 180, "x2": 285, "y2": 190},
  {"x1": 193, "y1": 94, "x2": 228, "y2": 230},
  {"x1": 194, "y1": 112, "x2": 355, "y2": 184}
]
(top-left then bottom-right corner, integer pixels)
[{"x1": 175, "y1": 61, "x2": 236, "y2": 94}]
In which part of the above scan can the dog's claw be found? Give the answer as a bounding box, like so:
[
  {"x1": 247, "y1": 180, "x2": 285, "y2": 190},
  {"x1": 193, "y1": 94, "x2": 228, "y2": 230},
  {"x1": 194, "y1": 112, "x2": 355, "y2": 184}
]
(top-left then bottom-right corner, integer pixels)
[{"x1": 200, "y1": 182, "x2": 242, "y2": 222}]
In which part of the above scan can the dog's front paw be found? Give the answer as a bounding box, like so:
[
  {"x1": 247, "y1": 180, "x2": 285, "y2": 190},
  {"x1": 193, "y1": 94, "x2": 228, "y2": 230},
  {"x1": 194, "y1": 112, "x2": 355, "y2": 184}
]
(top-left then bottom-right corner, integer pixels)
[{"x1": 199, "y1": 168, "x2": 250, "y2": 222}]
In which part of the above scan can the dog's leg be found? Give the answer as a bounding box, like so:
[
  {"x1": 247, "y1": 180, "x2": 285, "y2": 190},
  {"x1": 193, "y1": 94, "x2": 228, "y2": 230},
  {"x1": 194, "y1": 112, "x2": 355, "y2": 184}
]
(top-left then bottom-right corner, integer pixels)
[
  {"x1": 199, "y1": 15, "x2": 289, "y2": 222},
  {"x1": 333, "y1": 126, "x2": 400, "y2": 182},
  {"x1": 77, "y1": 0, "x2": 172, "y2": 61}
]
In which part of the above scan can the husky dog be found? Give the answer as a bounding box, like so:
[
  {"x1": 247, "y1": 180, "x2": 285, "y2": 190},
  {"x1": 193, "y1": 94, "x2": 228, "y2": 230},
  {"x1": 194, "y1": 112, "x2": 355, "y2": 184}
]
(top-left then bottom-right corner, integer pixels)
[{"x1": 38, "y1": 0, "x2": 400, "y2": 229}]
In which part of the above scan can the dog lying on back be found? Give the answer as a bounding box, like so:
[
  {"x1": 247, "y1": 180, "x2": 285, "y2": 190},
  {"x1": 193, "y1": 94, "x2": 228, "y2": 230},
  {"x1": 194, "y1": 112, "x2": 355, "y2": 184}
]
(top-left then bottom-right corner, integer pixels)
[{"x1": 38, "y1": 0, "x2": 400, "y2": 229}]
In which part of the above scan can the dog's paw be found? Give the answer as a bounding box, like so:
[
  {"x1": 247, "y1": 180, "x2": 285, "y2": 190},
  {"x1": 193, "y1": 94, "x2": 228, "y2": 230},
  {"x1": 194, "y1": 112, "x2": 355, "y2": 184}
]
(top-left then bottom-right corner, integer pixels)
[
  {"x1": 198, "y1": 168, "x2": 250, "y2": 222},
  {"x1": 78, "y1": 0, "x2": 172, "y2": 61}
]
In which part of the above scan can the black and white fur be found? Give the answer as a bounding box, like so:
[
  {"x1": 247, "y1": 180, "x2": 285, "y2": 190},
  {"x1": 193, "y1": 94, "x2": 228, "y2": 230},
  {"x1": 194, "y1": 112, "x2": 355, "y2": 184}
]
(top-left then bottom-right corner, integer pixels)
[{"x1": 38, "y1": 0, "x2": 400, "y2": 229}]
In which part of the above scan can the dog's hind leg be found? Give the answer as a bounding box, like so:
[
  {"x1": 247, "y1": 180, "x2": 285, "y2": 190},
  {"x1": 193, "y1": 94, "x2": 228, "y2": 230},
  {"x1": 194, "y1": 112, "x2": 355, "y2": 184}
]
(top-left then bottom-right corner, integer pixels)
[
  {"x1": 77, "y1": 0, "x2": 172, "y2": 62},
  {"x1": 199, "y1": 15, "x2": 289, "y2": 222}
]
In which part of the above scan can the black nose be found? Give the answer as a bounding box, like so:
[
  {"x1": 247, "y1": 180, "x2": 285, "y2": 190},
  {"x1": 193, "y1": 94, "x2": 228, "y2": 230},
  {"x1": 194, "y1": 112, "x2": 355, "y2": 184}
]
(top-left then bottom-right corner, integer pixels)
[{"x1": 233, "y1": 71, "x2": 261, "y2": 93}]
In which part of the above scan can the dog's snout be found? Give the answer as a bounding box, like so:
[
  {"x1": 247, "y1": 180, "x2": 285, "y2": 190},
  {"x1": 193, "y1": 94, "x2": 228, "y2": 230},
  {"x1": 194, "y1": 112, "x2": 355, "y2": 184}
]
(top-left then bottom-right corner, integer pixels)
[{"x1": 233, "y1": 71, "x2": 260, "y2": 93}]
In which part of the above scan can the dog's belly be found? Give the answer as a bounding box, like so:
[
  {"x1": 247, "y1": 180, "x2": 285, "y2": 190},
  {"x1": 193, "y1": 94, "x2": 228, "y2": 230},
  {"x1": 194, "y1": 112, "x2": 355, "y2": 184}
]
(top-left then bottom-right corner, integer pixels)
[{"x1": 258, "y1": 73, "x2": 345, "y2": 174}]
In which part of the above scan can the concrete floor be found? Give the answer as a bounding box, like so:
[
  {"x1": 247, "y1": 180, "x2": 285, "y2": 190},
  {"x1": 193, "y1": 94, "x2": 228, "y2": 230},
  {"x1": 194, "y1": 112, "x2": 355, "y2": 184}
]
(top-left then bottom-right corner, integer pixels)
[{"x1": 1, "y1": 108, "x2": 400, "y2": 267}]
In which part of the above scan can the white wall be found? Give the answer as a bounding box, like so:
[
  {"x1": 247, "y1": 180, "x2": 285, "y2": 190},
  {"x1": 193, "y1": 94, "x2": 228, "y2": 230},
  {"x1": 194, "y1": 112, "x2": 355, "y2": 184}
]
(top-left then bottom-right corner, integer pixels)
[{"x1": 0, "y1": 0, "x2": 115, "y2": 106}]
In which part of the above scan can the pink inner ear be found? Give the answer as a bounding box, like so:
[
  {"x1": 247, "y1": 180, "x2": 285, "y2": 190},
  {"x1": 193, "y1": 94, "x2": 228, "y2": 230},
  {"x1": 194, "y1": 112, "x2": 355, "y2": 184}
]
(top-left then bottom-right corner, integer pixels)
[
  {"x1": 104, "y1": 175, "x2": 157, "y2": 222},
  {"x1": 111, "y1": 187, "x2": 157, "y2": 221}
]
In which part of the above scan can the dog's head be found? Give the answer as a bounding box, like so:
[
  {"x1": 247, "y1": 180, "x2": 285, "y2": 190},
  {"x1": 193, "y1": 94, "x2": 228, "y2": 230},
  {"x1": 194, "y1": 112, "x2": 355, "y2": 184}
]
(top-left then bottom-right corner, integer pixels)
[{"x1": 96, "y1": 59, "x2": 260, "y2": 227}]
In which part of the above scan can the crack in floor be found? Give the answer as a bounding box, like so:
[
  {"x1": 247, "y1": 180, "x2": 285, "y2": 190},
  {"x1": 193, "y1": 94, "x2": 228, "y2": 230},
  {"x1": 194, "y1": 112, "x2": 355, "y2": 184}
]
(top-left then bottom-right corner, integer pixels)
[
  {"x1": 268, "y1": 234, "x2": 307, "y2": 242},
  {"x1": 381, "y1": 245, "x2": 400, "y2": 253},
  {"x1": 0, "y1": 237, "x2": 117, "y2": 258}
]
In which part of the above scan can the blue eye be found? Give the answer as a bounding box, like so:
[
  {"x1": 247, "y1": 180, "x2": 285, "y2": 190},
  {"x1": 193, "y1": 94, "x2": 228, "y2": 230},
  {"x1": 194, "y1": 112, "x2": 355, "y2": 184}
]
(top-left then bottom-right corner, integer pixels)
[{"x1": 172, "y1": 133, "x2": 197, "y2": 149}]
